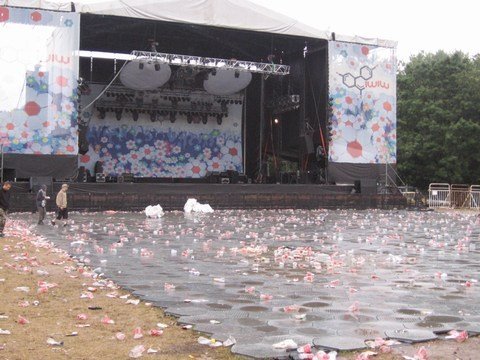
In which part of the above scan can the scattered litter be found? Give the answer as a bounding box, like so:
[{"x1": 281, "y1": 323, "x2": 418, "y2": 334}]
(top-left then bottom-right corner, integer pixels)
[
  {"x1": 223, "y1": 336, "x2": 236, "y2": 347},
  {"x1": 14, "y1": 286, "x2": 30, "y2": 293},
  {"x1": 101, "y1": 315, "x2": 115, "y2": 324},
  {"x1": 0, "y1": 329, "x2": 11, "y2": 335},
  {"x1": 129, "y1": 344, "x2": 146, "y2": 358},
  {"x1": 445, "y1": 329, "x2": 468, "y2": 342},
  {"x1": 126, "y1": 299, "x2": 140, "y2": 305},
  {"x1": 272, "y1": 339, "x2": 297, "y2": 350},
  {"x1": 133, "y1": 327, "x2": 143, "y2": 339},
  {"x1": 46, "y1": 337, "x2": 63, "y2": 346},
  {"x1": 145, "y1": 204, "x2": 164, "y2": 219},
  {"x1": 184, "y1": 198, "x2": 214, "y2": 213}
]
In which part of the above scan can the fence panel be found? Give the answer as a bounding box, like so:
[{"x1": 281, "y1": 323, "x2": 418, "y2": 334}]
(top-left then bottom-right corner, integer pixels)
[
  {"x1": 428, "y1": 183, "x2": 451, "y2": 209},
  {"x1": 450, "y1": 184, "x2": 470, "y2": 209},
  {"x1": 470, "y1": 185, "x2": 480, "y2": 210}
]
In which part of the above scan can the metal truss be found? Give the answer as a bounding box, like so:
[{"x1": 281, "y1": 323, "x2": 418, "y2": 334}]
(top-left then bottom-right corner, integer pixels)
[{"x1": 131, "y1": 50, "x2": 290, "y2": 76}]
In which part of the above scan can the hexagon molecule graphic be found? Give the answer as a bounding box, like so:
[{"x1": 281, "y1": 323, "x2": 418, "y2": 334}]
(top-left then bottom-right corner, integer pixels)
[
  {"x1": 359, "y1": 66, "x2": 373, "y2": 80},
  {"x1": 342, "y1": 73, "x2": 356, "y2": 88},
  {"x1": 354, "y1": 76, "x2": 366, "y2": 91}
]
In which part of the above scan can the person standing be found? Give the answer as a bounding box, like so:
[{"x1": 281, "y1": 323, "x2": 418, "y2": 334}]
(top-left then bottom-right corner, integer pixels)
[
  {"x1": 51, "y1": 184, "x2": 69, "y2": 227},
  {"x1": 0, "y1": 181, "x2": 12, "y2": 237},
  {"x1": 36, "y1": 185, "x2": 50, "y2": 225}
]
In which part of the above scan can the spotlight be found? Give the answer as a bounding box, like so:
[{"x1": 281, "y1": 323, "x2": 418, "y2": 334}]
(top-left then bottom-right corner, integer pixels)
[
  {"x1": 221, "y1": 103, "x2": 228, "y2": 113},
  {"x1": 201, "y1": 114, "x2": 208, "y2": 124},
  {"x1": 169, "y1": 112, "x2": 176, "y2": 123},
  {"x1": 115, "y1": 109, "x2": 123, "y2": 121},
  {"x1": 139, "y1": 62, "x2": 144, "y2": 70},
  {"x1": 132, "y1": 110, "x2": 139, "y2": 121},
  {"x1": 187, "y1": 114, "x2": 193, "y2": 124},
  {"x1": 216, "y1": 114, "x2": 223, "y2": 125},
  {"x1": 234, "y1": 70, "x2": 240, "y2": 78},
  {"x1": 154, "y1": 62, "x2": 160, "y2": 71},
  {"x1": 98, "y1": 108, "x2": 106, "y2": 119}
]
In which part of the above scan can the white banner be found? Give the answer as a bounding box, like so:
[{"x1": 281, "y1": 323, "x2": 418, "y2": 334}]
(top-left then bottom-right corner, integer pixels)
[
  {"x1": 328, "y1": 41, "x2": 396, "y2": 164},
  {"x1": 0, "y1": 6, "x2": 79, "y2": 155}
]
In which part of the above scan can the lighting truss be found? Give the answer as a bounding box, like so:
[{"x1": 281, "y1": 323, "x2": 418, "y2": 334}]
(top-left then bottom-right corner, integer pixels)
[
  {"x1": 131, "y1": 50, "x2": 290, "y2": 76},
  {"x1": 78, "y1": 50, "x2": 290, "y2": 75}
]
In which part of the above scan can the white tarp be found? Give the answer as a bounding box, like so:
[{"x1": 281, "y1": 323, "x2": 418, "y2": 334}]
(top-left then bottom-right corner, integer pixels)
[
  {"x1": 73, "y1": 0, "x2": 331, "y2": 40},
  {"x1": 0, "y1": 0, "x2": 71, "y2": 11},
  {"x1": 2, "y1": 0, "x2": 396, "y2": 49}
]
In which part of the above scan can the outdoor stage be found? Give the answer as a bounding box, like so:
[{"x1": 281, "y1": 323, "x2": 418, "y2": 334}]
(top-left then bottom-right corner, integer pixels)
[{"x1": 10, "y1": 182, "x2": 406, "y2": 212}]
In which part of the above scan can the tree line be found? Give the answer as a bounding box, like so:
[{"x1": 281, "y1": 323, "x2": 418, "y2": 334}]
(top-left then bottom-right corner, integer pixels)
[{"x1": 397, "y1": 51, "x2": 480, "y2": 189}]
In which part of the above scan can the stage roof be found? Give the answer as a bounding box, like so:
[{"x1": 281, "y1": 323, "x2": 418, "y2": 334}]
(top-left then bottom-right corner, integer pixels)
[{"x1": 3, "y1": 0, "x2": 396, "y2": 48}]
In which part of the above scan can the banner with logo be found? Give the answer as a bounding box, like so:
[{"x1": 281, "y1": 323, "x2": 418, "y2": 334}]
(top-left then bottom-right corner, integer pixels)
[
  {"x1": 0, "y1": 6, "x2": 79, "y2": 155},
  {"x1": 79, "y1": 85, "x2": 243, "y2": 178},
  {"x1": 328, "y1": 41, "x2": 396, "y2": 164}
]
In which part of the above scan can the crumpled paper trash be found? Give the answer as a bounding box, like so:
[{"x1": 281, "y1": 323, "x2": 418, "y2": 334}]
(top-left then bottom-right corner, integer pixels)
[
  {"x1": 184, "y1": 198, "x2": 214, "y2": 213},
  {"x1": 145, "y1": 205, "x2": 164, "y2": 219}
]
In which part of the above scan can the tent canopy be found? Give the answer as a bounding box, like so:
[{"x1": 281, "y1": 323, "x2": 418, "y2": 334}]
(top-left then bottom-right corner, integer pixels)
[{"x1": 2, "y1": 0, "x2": 396, "y2": 47}]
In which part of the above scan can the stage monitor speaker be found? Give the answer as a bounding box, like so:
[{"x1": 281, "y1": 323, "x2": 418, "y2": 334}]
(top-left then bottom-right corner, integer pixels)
[
  {"x1": 30, "y1": 176, "x2": 53, "y2": 192},
  {"x1": 354, "y1": 180, "x2": 361, "y2": 194},
  {"x1": 220, "y1": 177, "x2": 230, "y2": 184},
  {"x1": 122, "y1": 173, "x2": 134, "y2": 183},
  {"x1": 78, "y1": 166, "x2": 88, "y2": 183},
  {"x1": 117, "y1": 175, "x2": 124, "y2": 183},
  {"x1": 95, "y1": 173, "x2": 106, "y2": 183},
  {"x1": 227, "y1": 170, "x2": 239, "y2": 184}
]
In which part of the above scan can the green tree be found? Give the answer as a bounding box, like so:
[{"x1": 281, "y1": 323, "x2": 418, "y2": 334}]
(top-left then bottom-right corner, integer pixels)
[{"x1": 397, "y1": 51, "x2": 480, "y2": 189}]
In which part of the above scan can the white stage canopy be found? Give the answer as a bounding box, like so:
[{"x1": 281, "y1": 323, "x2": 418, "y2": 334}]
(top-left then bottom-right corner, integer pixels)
[{"x1": 1, "y1": 0, "x2": 396, "y2": 48}]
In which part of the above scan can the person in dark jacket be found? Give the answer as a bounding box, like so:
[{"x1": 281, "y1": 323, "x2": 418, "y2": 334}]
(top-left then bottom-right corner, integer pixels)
[
  {"x1": 36, "y1": 185, "x2": 50, "y2": 225},
  {"x1": 0, "y1": 181, "x2": 12, "y2": 237}
]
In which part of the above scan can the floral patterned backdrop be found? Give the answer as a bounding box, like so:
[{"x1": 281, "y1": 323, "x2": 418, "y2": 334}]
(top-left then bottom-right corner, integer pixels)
[
  {"x1": 328, "y1": 41, "x2": 396, "y2": 164},
  {"x1": 0, "y1": 7, "x2": 79, "y2": 155},
  {"x1": 79, "y1": 86, "x2": 243, "y2": 178}
]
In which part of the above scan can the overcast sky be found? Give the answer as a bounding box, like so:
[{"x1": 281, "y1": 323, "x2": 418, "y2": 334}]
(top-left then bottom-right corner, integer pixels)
[{"x1": 252, "y1": 0, "x2": 479, "y2": 61}]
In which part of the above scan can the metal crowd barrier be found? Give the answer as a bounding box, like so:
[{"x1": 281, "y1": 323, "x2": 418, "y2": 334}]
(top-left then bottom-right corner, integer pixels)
[
  {"x1": 428, "y1": 183, "x2": 480, "y2": 210},
  {"x1": 470, "y1": 185, "x2": 480, "y2": 209},
  {"x1": 428, "y1": 183, "x2": 451, "y2": 208},
  {"x1": 450, "y1": 184, "x2": 470, "y2": 208}
]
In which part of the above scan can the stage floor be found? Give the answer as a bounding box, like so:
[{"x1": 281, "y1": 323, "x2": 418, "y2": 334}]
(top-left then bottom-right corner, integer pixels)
[{"x1": 10, "y1": 182, "x2": 406, "y2": 212}]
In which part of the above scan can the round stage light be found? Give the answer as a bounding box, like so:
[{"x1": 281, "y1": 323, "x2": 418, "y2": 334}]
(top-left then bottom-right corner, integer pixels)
[
  {"x1": 120, "y1": 59, "x2": 171, "y2": 91},
  {"x1": 203, "y1": 68, "x2": 252, "y2": 96}
]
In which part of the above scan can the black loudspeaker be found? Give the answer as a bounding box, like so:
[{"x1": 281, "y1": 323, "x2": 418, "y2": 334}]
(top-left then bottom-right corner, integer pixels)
[
  {"x1": 78, "y1": 166, "x2": 88, "y2": 182},
  {"x1": 78, "y1": 124, "x2": 89, "y2": 155},
  {"x1": 354, "y1": 180, "x2": 361, "y2": 194},
  {"x1": 227, "y1": 170, "x2": 239, "y2": 184},
  {"x1": 122, "y1": 173, "x2": 134, "y2": 183},
  {"x1": 300, "y1": 132, "x2": 314, "y2": 154},
  {"x1": 30, "y1": 176, "x2": 53, "y2": 192}
]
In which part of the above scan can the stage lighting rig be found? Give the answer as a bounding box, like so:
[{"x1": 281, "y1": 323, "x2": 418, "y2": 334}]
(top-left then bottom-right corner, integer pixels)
[{"x1": 129, "y1": 50, "x2": 290, "y2": 76}]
